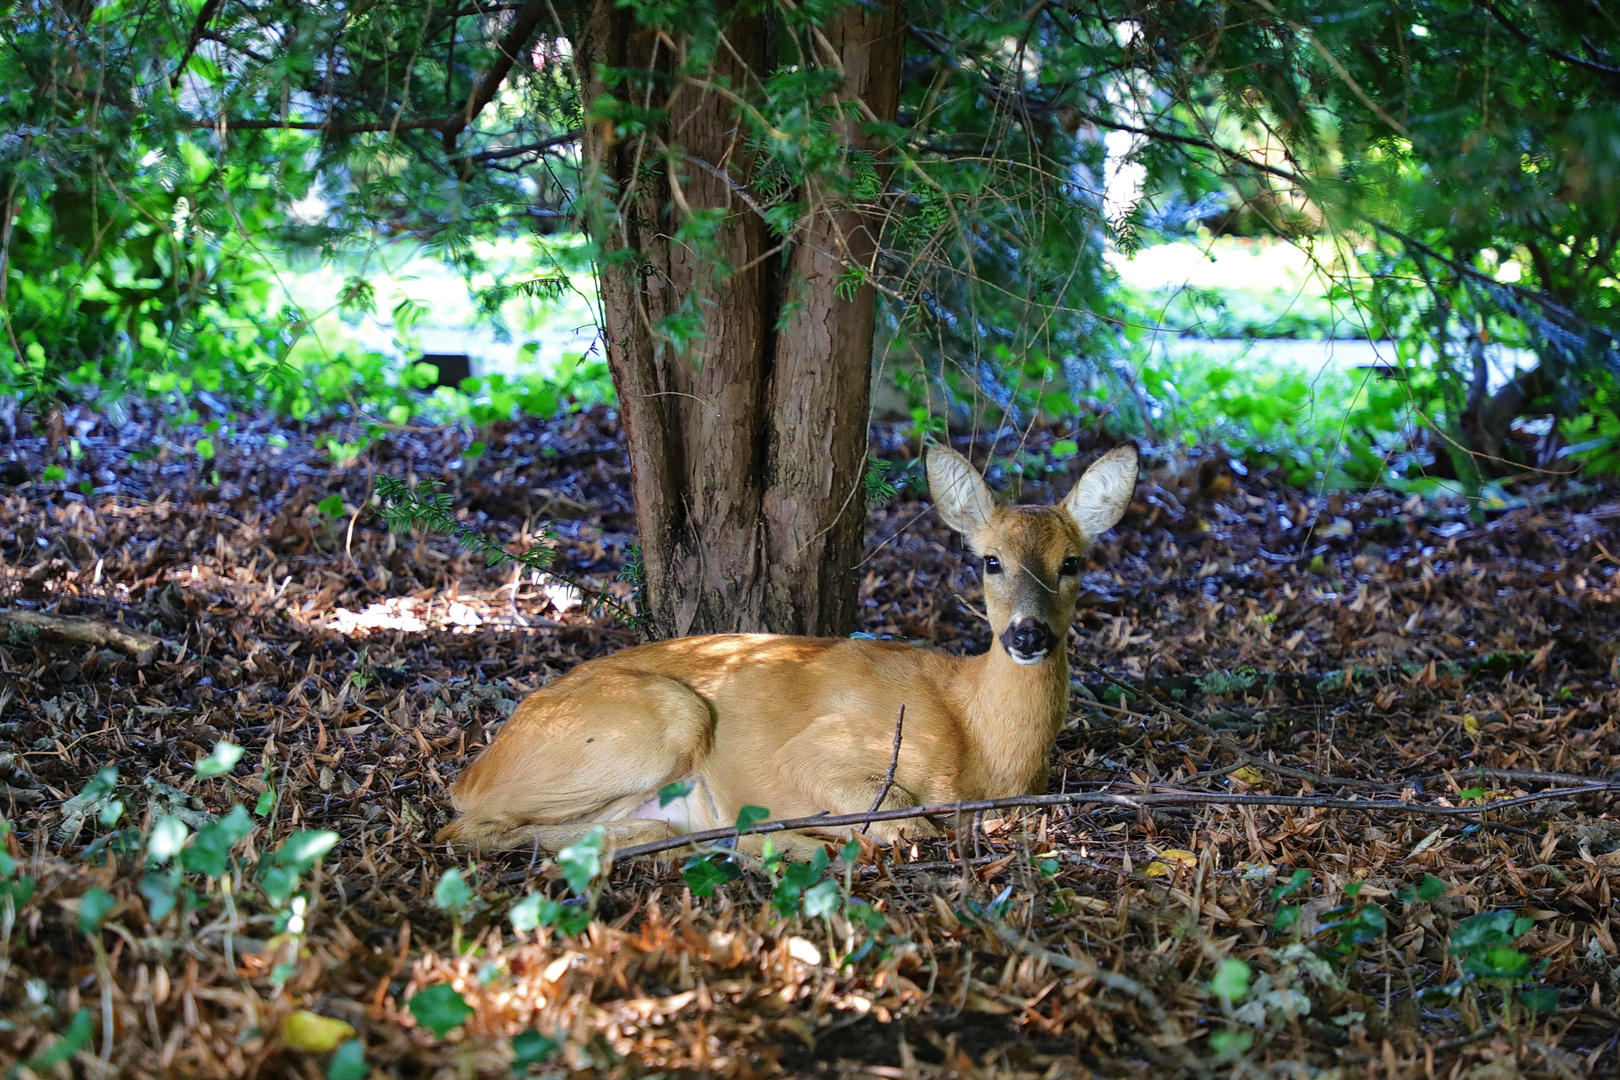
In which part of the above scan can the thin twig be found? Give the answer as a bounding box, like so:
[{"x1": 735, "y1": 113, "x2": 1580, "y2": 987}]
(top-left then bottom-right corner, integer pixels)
[
  {"x1": 862, "y1": 704, "x2": 906, "y2": 834},
  {"x1": 1074, "y1": 657, "x2": 1395, "y2": 791},
  {"x1": 605, "y1": 784, "x2": 1614, "y2": 862}
]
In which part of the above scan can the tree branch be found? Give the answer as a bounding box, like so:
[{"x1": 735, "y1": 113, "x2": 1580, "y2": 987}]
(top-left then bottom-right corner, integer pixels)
[
  {"x1": 1475, "y1": 0, "x2": 1620, "y2": 85},
  {"x1": 441, "y1": 0, "x2": 552, "y2": 153},
  {"x1": 606, "y1": 783, "x2": 1614, "y2": 862}
]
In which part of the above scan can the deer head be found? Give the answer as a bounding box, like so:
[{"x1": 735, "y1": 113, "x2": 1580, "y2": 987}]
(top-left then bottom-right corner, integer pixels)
[{"x1": 928, "y1": 443, "x2": 1138, "y2": 664}]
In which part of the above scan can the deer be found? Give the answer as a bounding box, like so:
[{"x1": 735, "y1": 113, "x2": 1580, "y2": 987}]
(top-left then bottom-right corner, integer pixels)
[{"x1": 435, "y1": 441, "x2": 1139, "y2": 858}]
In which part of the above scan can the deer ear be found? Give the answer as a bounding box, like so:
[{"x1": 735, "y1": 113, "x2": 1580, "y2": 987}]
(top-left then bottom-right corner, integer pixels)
[
  {"x1": 927, "y1": 444, "x2": 995, "y2": 536},
  {"x1": 1063, "y1": 444, "x2": 1138, "y2": 539}
]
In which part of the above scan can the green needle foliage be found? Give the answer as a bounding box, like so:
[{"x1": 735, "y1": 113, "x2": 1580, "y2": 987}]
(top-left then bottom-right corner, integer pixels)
[{"x1": 2, "y1": 0, "x2": 1617, "y2": 489}]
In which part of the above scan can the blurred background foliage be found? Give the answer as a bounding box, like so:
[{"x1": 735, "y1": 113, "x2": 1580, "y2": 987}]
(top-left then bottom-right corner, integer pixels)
[{"x1": 1, "y1": 0, "x2": 1617, "y2": 493}]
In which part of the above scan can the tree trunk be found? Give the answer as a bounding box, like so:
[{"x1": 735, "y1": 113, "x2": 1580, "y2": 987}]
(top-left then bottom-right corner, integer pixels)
[{"x1": 574, "y1": 0, "x2": 904, "y2": 639}]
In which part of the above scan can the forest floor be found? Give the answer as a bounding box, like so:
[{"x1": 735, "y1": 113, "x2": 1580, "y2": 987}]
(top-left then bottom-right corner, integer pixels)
[{"x1": 0, "y1": 405, "x2": 1617, "y2": 1078}]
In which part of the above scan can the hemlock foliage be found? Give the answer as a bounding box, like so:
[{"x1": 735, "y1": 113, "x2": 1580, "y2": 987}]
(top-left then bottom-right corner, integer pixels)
[{"x1": 1, "y1": 0, "x2": 1618, "y2": 487}]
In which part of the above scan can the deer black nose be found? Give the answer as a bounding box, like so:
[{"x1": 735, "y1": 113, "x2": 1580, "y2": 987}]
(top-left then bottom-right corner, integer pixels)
[{"x1": 1000, "y1": 618, "x2": 1056, "y2": 662}]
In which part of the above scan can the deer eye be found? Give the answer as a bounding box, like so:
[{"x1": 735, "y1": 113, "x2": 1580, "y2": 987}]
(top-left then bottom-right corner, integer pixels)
[
  {"x1": 1059, "y1": 556, "x2": 1082, "y2": 576},
  {"x1": 983, "y1": 555, "x2": 1003, "y2": 574}
]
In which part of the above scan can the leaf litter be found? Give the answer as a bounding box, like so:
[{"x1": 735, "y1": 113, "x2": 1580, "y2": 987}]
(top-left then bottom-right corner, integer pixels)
[{"x1": 0, "y1": 404, "x2": 1615, "y2": 1077}]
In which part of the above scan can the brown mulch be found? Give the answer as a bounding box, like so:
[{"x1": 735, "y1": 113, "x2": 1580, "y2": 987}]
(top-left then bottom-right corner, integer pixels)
[{"x1": 0, "y1": 403, "x2": 1617, "y2": 1078}]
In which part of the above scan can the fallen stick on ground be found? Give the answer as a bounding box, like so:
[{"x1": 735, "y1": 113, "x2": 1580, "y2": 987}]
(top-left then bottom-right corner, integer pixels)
[
  {"x1": 0, "y1": 609, "x2": 163, "y2": 661},
  {"x1": 606, "y1": 783, "x2": 1616, "y2": 862}
]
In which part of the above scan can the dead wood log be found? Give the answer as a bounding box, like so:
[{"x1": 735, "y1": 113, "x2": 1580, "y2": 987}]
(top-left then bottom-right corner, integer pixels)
[{"x1": 0, "y1": 609, "x2": 163, "y2": 662}]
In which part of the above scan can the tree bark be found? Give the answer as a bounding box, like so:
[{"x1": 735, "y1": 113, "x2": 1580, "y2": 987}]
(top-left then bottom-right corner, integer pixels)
[{"x1": 575, "y1": 0, "x2": 904, "y2": 639}]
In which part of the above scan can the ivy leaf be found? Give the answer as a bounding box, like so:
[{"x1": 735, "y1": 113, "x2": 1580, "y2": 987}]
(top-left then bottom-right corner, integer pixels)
[
  {"x1": 511, "y1": 1030, "x2": 558, "y2": 1073},
  {"x1": 78, "y1": 887, "x2": 116, "y2": 934},
  {"x1": 803, "y1": 878, "x2": 842, "y2": 918},
  {"x1": 328, "y1": 1038, "x2": 369, "y2": 1080},
  {"x1": 509, "y1": 893, "x2": 544, "y2": 932},
  {"x1": 180, "y1": 805, "x2": 253, "y2": 878},
  {"x1": 1210, "y1": 958, "x2": 1251, "y2": 1004},
  {"x1": 658, "y1": 779, "x2": 695, "y2": 807},
  {"x1": 681, "y1": 854, "x2": 740, "y2": 898},
  {"x1": 434, "y1": 868, "x2": 475, "y2": 915},
  {"x1": 261, "y1": 830, "x2": 339, "y2": 907},
  {"x1": 195, "y1": 741, "x2": 244, "y2": 779},
  {"x1": 148, "y1": 815, "x2": 189, "y2": 864},
  {"x1": 407, "y1": 983, "x2": 472, "y2": 1038},
  {"x1": 735, "y1": 805, "x2": 771, "y2": 832},
  {"x1": 557, "y1": 830, "x2": 604, "y2": 896},
  {"x1": 1517, "y1": 986, "x2": 1560, "y2": 1013},
  {"x1": 140, "y1": 873, "x2": 178, "y2": 921},
  {"x1": 19, "y1": 1008, "x2": 93, "y2": 1072}
]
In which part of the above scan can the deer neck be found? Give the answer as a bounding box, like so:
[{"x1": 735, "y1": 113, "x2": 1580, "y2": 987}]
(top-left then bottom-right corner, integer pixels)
[{"x1": 957, "y1": 640, "x2": 1068, "y2": 795}]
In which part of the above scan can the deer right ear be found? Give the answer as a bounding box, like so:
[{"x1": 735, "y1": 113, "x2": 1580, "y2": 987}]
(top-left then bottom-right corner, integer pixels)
[{"x1": 926, "y1": 444, "x2": 995, "y2": 536}]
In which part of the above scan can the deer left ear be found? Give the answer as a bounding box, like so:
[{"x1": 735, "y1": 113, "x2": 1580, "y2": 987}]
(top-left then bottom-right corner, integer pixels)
[{"x1": 1063, "y1": 444, "x2": 1138, "y2": 539}]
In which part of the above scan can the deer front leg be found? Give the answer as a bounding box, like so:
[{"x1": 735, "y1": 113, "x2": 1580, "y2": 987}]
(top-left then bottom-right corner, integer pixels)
[{"x1": 772, "y1": 722, "x2": 940, "y2": 847}]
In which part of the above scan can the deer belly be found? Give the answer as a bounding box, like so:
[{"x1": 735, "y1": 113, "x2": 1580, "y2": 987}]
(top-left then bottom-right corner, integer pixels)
[{"x1": 633, "y1": 776, "x2": 722, "y2": 832}]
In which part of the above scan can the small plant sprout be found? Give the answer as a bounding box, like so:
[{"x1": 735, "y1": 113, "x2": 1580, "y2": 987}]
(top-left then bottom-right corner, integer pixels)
[
  {"x1": 1443, "y1": 909, "x2": 1552, "y2": 1032},
  {"x1": 195, "y1": 740, "x2": 244, "y2": 779},
  {"x1": 77, "y1": 887, "x2": 117, "y2": 1060},
  {"x1": 433, "y1": 867, "x2": 478, "y2": 954},
  {"x1": 1208, "y1": 957, "x2": 1255, "y2": 1059}
]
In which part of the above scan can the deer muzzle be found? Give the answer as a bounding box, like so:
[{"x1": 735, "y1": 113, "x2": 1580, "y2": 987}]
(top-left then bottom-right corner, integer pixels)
[{"x1": 1000, "y1": 617, "x2": 1057, "y2": 665}]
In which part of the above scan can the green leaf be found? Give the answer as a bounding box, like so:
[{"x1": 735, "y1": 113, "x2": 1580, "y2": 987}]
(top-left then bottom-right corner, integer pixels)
[
  {"x1": 846, "y1": 899, "x2": 886, "y2": 933},
  {"x1": 317, "y1": 493, "x2": 345, "y2": 517},
  {"x1": 1050, "y1": 439, "x2": 1079, "y2": 457},
  {"x1": 511, "y1": 1030, "x2": 558, "y2": 1073},
  {"x1": 681, "y1": 854, "x2": 741, "y2": 898},
  {"x1": 434, "y1": 868, "x2": 475, "y2": 915},
  {"x1": 327, "y1": 1038, "x2": 369, "y2": 1080},
  {"x1": 0, "y1": 851, "x2": 14, "y2": 880},
  {"x1": 1466, "y1": 946, "x2": 1534, "y2": 981},
  {"x1": 140, "y1": 873, "x2": 178, "y2": 921},
  {"x1": 2, "y1": 874, "x2": 35, "y2": 907},
  {"x1": 20, "y1": 1008, "x2": 93, "y2": 1072},
  {"x1": 78, "y1": 887, "x2": 116, "y2": 934},
  {"x1": 1449, "y1": 909, "x2": 1525, "y2": 954},
  {"x1": 181, "y1": 805, "x2": 253, "y2": 878},
  {"x1": 557, "y1": 830, "x2": 604, "y2": 896},
  {"x1": 43, "y1": 464, "x2": 66, "y2": 483},
  {"x1": 1038, "y1": 858, "x2": 1060, "y2": 878},
  {"x1": 735, "y1": 805, "x2": 771, "y2": 832},
  {"x1": 1458, "y1": 786, "x2": 1486, "y2": 800},
  {"x1": 148, "y1": 815, "x2": 190, "y2": 865},
  {"x1": 509, "y1": 893, "x2": 544, "y2": 932},
  {"x1": 1273, "y1": 905, "x2": 1300, "y2": 932},
  {"x1": 261, "y1": 829, "x2": 340, "y2": 907},
  {"x1": 195, "y1": 741, "x2": 244, "y2": 778},
  {"x1": 98, "y1": 798, "x2": 124, "y2": 827},
  {"x1": 1516, "y1": 986, "x2": 1559, "y2": 1013},
  {"x1": 803, "y1": 879, "x2": 842, "y2": 919},
  {"x1": 1209, "y1": 1028, "x2": 1253, "y2": 1058},
  {"x1": 1210, "y1": 958, "x2": 1251, "y2": 1004},
  {"x1": 1271, "y1": 867, "x2": 1311, "y2": 902},
  {"x1": 254, "y1": 788, "x2": 276, "y2": 816},
  {"x1": 658, "y1": 780, "x2": 695, "y2": 807},
  {"x1": 407, "y1": 983, "x2": 473, "y2": 1038},
  {"x1": 195, "y1": 437, "x2": 215, "y2": 461},
  {"x1": 1343, "y1": 881, "x2": 1363, "y2": 899}
]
